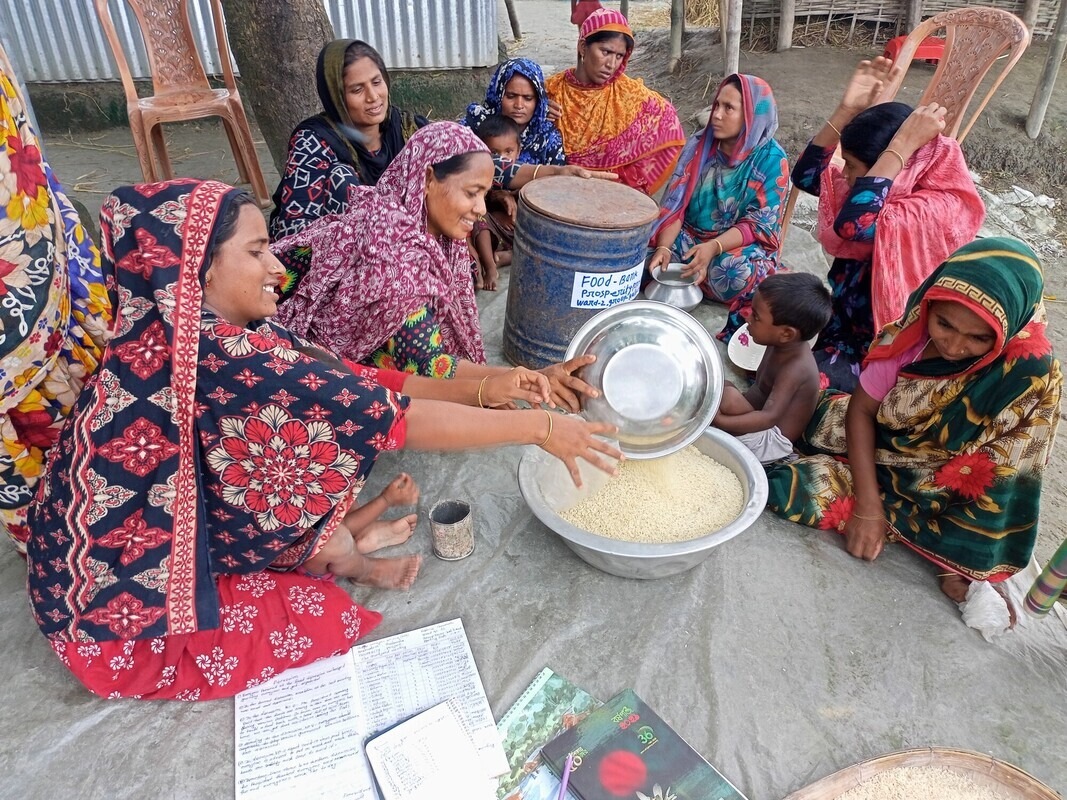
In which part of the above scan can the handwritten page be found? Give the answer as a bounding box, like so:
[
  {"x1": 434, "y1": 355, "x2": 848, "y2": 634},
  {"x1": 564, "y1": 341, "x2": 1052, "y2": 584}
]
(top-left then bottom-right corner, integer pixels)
[
  {"x1": 365, "y1": 700, "x2": 496, "y2": 800},
  {"x1": 351, "y1": 618, "x2": 508, "y2": 778},
  {"x1": 235, "y1": 619, "x2": 506, "y2": 800},
  {"x1": 234, "y1": 654, "x2": 375, "y2": 800}
]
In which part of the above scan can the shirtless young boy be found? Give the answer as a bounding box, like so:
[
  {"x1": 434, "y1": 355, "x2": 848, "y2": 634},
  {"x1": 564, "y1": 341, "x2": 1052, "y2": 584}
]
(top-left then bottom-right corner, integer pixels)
[
  {"x1": 307, "y1": 472, "x2": 422, "y2": 591},
  {"x1": 714, "y1": 273, "x2": 832, "y2": 463}
]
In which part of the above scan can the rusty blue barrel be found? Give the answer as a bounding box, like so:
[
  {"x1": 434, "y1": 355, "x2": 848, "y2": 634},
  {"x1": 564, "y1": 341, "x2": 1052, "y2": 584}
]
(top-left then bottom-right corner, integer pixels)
[{"x1": 503, "y1": 176, "x2": 660, "y2": 369}]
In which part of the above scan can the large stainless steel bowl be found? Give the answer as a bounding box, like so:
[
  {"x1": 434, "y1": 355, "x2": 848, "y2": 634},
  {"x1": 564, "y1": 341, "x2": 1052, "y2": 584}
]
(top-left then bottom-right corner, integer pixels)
[
  {"x1": 518, "y1": 427, "x2": 768, "y2": 579},
  {"x1": 566, "y1": 301, "x2": 723, "y2": 459}
]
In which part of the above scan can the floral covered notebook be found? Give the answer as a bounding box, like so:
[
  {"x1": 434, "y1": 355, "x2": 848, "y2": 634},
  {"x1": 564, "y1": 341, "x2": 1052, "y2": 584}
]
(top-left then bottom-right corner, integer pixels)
[
  {"x1": 496, "y1": 667, "x2": 601, "y2": 799},
  {"x1": 540, "y1": 689, "x2": 748, "y2": 800}
]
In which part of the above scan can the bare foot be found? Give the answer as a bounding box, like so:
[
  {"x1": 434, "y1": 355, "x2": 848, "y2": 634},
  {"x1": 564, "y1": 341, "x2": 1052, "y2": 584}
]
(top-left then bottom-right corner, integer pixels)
[
  {"x1": 350, "y1": 554, "x2": 422, "y2": 590},
  {"x1": 354, "y1": 514, "x2": 418, "y2": 554},
  {"x1": 484, "y1": 265, "x2": 498, "y2": 292},
  {"x1": 495, "y1": 250, "x2": 512, "y2": 268},
  {"x1": 473, "y1": 267, "x2": 484, "y2": 290},
  {"x1": 940, "y1": 573, "x2": 971, "y2": 603}
]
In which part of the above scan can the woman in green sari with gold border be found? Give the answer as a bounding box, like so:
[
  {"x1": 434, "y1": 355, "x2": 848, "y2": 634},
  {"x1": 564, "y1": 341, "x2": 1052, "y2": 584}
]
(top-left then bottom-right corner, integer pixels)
[{"x1": 768, "y1": 237, "x2": 1062, "y2": 603}]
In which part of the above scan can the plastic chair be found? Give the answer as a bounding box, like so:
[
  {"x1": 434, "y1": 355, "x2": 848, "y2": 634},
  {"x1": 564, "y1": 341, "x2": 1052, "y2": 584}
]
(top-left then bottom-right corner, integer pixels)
[
  {"x1": 781, "y1": 6, "x2": 1029, "y2": 238},
  {"x1": 93, "y1": 0, "x2": 271, "y2": 207},
  {"x1": 877, "y1": 6, "x2": 1029, "y2": 144}
]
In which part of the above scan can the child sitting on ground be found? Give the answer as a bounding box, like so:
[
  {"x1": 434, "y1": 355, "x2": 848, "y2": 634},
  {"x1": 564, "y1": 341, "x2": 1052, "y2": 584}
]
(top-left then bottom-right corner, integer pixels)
[
  {"x1": 471, "y1": 114, "x2": 523, "y2": 291},
  {"x1": 714, "y1": 273, "x2": 832, "y2": 464},
  {"x1": 318, "y1": 472, "x2": 422, "y2": 591}
]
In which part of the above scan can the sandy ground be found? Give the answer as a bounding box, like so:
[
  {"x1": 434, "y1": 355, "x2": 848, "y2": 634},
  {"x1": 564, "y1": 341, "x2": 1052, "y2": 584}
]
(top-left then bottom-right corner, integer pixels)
[{"x1": 4, "y1": 2, "x2": 1065, "y2": 797}]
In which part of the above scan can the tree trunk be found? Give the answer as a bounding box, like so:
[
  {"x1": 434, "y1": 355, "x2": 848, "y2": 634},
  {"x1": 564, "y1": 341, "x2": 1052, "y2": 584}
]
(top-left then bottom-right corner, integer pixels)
[
  {"x1": 777, "y1": 0, "x2": 795, "y2": 51},
  {"x1": 220, "y1": 0, "x2": 335, "y2": 173},
  {"x1": 724, "y1": 0, "x2": 742, "y2": 75},
  {"x1": 906, "y1": 0, "x2": 924, "y2": 33},
  {"x1": 669, "y1": 0, "x2": 684, "y2": 74},
  {"x1": 1022, "y1": 0, "x2": 1040, "y2": 33},
  {"x1": 1026, "y1": 0, "x2": 1067, "y2": 139}
]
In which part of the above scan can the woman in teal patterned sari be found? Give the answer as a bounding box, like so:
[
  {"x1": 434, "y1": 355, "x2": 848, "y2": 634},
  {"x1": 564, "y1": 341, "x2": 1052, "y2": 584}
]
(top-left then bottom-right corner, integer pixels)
[
  {"x1": 649, "y1": 74, "x2": 789, "y2": 339},
  {"x1": 768, "y1": 238, "x2": 1061, "y2": 604}
]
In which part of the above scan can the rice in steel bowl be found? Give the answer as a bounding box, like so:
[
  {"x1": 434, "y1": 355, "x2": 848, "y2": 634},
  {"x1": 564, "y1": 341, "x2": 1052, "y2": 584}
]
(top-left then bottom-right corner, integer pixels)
[{"x1": 558, "y1": 445, "x2": 744, "y2": 543}]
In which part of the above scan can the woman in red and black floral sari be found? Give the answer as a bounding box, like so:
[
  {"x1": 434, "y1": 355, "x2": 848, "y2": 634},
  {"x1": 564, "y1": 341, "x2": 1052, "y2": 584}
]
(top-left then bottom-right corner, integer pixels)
[
  {"x1": 767, "y1": 238, "x2": 1061, "y2": 605},
  {"x1": 25, "y1": 179, "x2": 617, "y2": 700}
]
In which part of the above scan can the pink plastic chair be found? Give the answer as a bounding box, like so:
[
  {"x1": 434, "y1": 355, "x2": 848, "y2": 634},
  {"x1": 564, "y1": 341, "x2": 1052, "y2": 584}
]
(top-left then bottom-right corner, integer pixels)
[{"x1": 94, "y1": 0, "x2": 271, "y2": 207}]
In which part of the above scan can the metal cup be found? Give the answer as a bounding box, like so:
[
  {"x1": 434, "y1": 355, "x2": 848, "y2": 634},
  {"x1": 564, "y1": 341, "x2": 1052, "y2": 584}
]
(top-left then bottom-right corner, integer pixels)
[{"x1": 429, "y1": 499, "x2": 475, "y2": 561}]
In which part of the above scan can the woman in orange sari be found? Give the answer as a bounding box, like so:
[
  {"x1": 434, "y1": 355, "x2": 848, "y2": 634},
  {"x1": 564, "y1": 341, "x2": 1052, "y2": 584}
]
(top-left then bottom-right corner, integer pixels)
[{"x1": 546, "y1": 8, "x2": 684, "y2": 195}]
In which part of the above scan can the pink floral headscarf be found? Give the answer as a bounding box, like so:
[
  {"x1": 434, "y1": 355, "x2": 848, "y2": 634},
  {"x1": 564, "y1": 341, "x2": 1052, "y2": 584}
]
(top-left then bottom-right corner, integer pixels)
[{"x1": 273, "y1": 121, "x2": 489, "y2": 364}]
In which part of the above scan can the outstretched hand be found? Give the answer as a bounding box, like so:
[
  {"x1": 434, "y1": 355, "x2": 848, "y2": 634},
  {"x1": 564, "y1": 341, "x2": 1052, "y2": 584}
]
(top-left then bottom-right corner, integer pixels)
[
  {"x1": 648, "y1": 246, "x2": 672, "y2": 274},
  {"x1": 843, "y1": 513, "x2": 887, "y2": 561},
  {"x1": 482, "y1": 367, "x2": 551, "y2": 409},
  {"x1": 679, "y1": 240, "x2": 716, "y2": 283},
  {"x1": 546, "y1": 97, "x2": 563, "y2": 123},
  {"x1": 382, "y1": 473, "x2": 420, "y2": 507},
  {"x1": 539, "y1": 354, "x2": 600, "y2": 413},
  {"x1": 562, "y1": 165, "x2": 619, "y2": 182},
  {"x1": 540, "y1": 413, "x2": 622, "y2": 487},
  {"x1": 838, "y1": 57, "x2": 899, "y2": 115}
]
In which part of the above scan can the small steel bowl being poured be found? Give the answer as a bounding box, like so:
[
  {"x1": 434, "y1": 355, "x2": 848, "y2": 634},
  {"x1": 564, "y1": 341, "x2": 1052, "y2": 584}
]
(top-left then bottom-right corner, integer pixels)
[{"x1": 642, "y1": 262, "x2": 704, "y2": 312}]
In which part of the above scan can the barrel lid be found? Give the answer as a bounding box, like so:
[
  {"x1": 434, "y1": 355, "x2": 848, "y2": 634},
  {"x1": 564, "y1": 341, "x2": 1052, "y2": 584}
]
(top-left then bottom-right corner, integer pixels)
[{"x1": 519, "y1": 176, "x2": 659, "y2": 229}]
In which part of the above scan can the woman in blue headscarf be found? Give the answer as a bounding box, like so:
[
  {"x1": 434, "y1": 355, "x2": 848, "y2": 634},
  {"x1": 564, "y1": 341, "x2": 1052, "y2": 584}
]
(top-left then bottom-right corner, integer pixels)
[
  {"x1": 464, "y1": 58, "x2": 566, "y2": 166},
  {"x1": 649, "y1": 74, "x2": 790, "y2": 339}
]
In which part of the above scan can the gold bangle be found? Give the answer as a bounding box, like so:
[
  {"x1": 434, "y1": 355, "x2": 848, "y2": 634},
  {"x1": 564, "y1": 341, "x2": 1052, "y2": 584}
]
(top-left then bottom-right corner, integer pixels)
[
  {"x1": 883, "y1": 148, "x2": 907, "y2": 171},
  {"x1": 826, "y1": 120, "x2": 842, "y2": 137},
  {"x1": 477, "y1": 376, "x2": 489, "y2": 409},
  {"x1": 654, "y1": 245, "x2": 672, "y2": 254},
  {"x1": 539, "y1": 409, "x2": 554, "y2": 447},
  {"x1": 711, "y1": 239, "x2": 723, "y2": 258},
  {"x1": 851, "y1": 512, "x2": 884, "y2": 521},
  {"x1": 532, "y1": 164, "x2": 541, "y2": 180}
]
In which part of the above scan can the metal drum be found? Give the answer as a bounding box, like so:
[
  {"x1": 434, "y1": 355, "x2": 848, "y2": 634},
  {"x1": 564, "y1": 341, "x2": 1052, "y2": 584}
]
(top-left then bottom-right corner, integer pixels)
[{"x1": 502, "y1": 176, "x2": 659, "y2": 369}]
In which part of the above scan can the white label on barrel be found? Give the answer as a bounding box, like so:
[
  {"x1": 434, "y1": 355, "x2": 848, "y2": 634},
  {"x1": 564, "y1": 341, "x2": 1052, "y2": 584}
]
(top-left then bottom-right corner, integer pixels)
[{"x1": 570, "y1": 260, "x2": 643, "y2": 309}]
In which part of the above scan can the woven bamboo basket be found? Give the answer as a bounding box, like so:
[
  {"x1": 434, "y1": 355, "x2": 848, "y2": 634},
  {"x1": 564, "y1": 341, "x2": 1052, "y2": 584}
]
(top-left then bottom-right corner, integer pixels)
[{"x1": 783, "y1": 747, "x2": 1062, "y2": 799}]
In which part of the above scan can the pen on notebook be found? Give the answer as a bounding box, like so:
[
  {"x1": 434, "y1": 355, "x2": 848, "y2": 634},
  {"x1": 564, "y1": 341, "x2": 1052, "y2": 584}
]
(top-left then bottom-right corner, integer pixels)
[{"x1": 557, "y1": 752, "x2": 574, "y2": 800}]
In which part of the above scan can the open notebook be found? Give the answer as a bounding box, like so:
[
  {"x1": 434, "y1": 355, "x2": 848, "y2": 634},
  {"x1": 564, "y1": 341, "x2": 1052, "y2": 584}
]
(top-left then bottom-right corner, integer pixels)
[
  {"x1": 234, "y1": 619, "x2": 506, "y2": 800},
  {"x1": 366, "y1": 699, "x2": 496, "y2": 799}
]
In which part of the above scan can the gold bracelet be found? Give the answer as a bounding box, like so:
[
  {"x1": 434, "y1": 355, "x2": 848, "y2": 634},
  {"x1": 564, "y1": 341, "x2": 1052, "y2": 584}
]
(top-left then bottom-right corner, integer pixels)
[
  {"x1": 851, "y1": 512, "x2": 884, "y2": 521},
  {"x1": 654, "y1": 245, "x2": 672, "y2": 254},
  {"x1": 883, "y1": 148, "x2": 907, "y2": 171},
  {"x1": 477, "y1": 376, "x2": 489, "y2": 409},
  {"x1": 539, "y1": 409, "x2": 554, "y2": 447},
  {"x1": 532, "y1": 164, "x2": 541, "y2": 180},
  {"x1": 711, "y1": 239, "x2": 723, "y2": 258},
  {"x1": 826, "y1": 120, "x2": 842, "y2": 137}
]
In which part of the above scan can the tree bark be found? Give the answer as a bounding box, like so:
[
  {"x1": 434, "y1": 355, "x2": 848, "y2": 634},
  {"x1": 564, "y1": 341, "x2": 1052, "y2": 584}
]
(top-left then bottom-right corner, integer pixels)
[
  {"x1": 220, "y1": 0, "x2": 335, "y2": 173},
  {"x1": 1022, "y1": 0, "x2": 1040, "y2": 33},
  {"x1": 906, "y1": 0, "x2": 924, "y2": 33},
  {"x1": 669, "y1": 0, "x2": 684, "y2": 74},
  {"x1": 725, "y1": 0, "x2": 742, "y2": 75},
  {"x1": 1026, "y1": 0, "x2": 1067, "y2": 139},
  {"x1": 777, "y1": 0, "x2": 795, "y2": 51},
  {"x1": 503, "y1": 0, "x2": 521, "y2": 38}
]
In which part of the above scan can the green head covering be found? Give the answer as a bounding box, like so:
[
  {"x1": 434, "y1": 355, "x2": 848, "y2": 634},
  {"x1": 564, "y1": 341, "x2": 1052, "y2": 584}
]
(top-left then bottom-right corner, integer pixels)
[{"x1": 867, "y1": 236, "x2": 1044, "y2": 377}]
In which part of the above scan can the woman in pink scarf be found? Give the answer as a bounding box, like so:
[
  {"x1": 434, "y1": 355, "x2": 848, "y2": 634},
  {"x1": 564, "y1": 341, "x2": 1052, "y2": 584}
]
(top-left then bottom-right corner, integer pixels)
[
  {"x1": 273, "y1": 122, "x2": 489, "y2": 379},
  {"x1": 546, "y1": 8, "x2": 685, "y2": 195},
  {"x1": 793, "y1": 58, "x2": 984, "y2": 391}
]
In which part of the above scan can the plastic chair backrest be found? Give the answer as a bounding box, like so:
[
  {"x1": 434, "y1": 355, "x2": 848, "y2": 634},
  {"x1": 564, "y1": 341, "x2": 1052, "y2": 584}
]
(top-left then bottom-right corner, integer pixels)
[
  {"x1": 876, "y1": 6, "x2": 1029, "y2": 144},
  {"x1": 94, "y1": 0, "x2": 238, "y2": 100}
]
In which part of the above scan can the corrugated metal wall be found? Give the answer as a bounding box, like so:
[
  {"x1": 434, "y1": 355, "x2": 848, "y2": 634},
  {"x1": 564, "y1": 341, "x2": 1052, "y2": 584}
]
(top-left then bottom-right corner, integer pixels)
[{"x1": 0, "y1": 0, "x2": 498, "y2": 83}]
